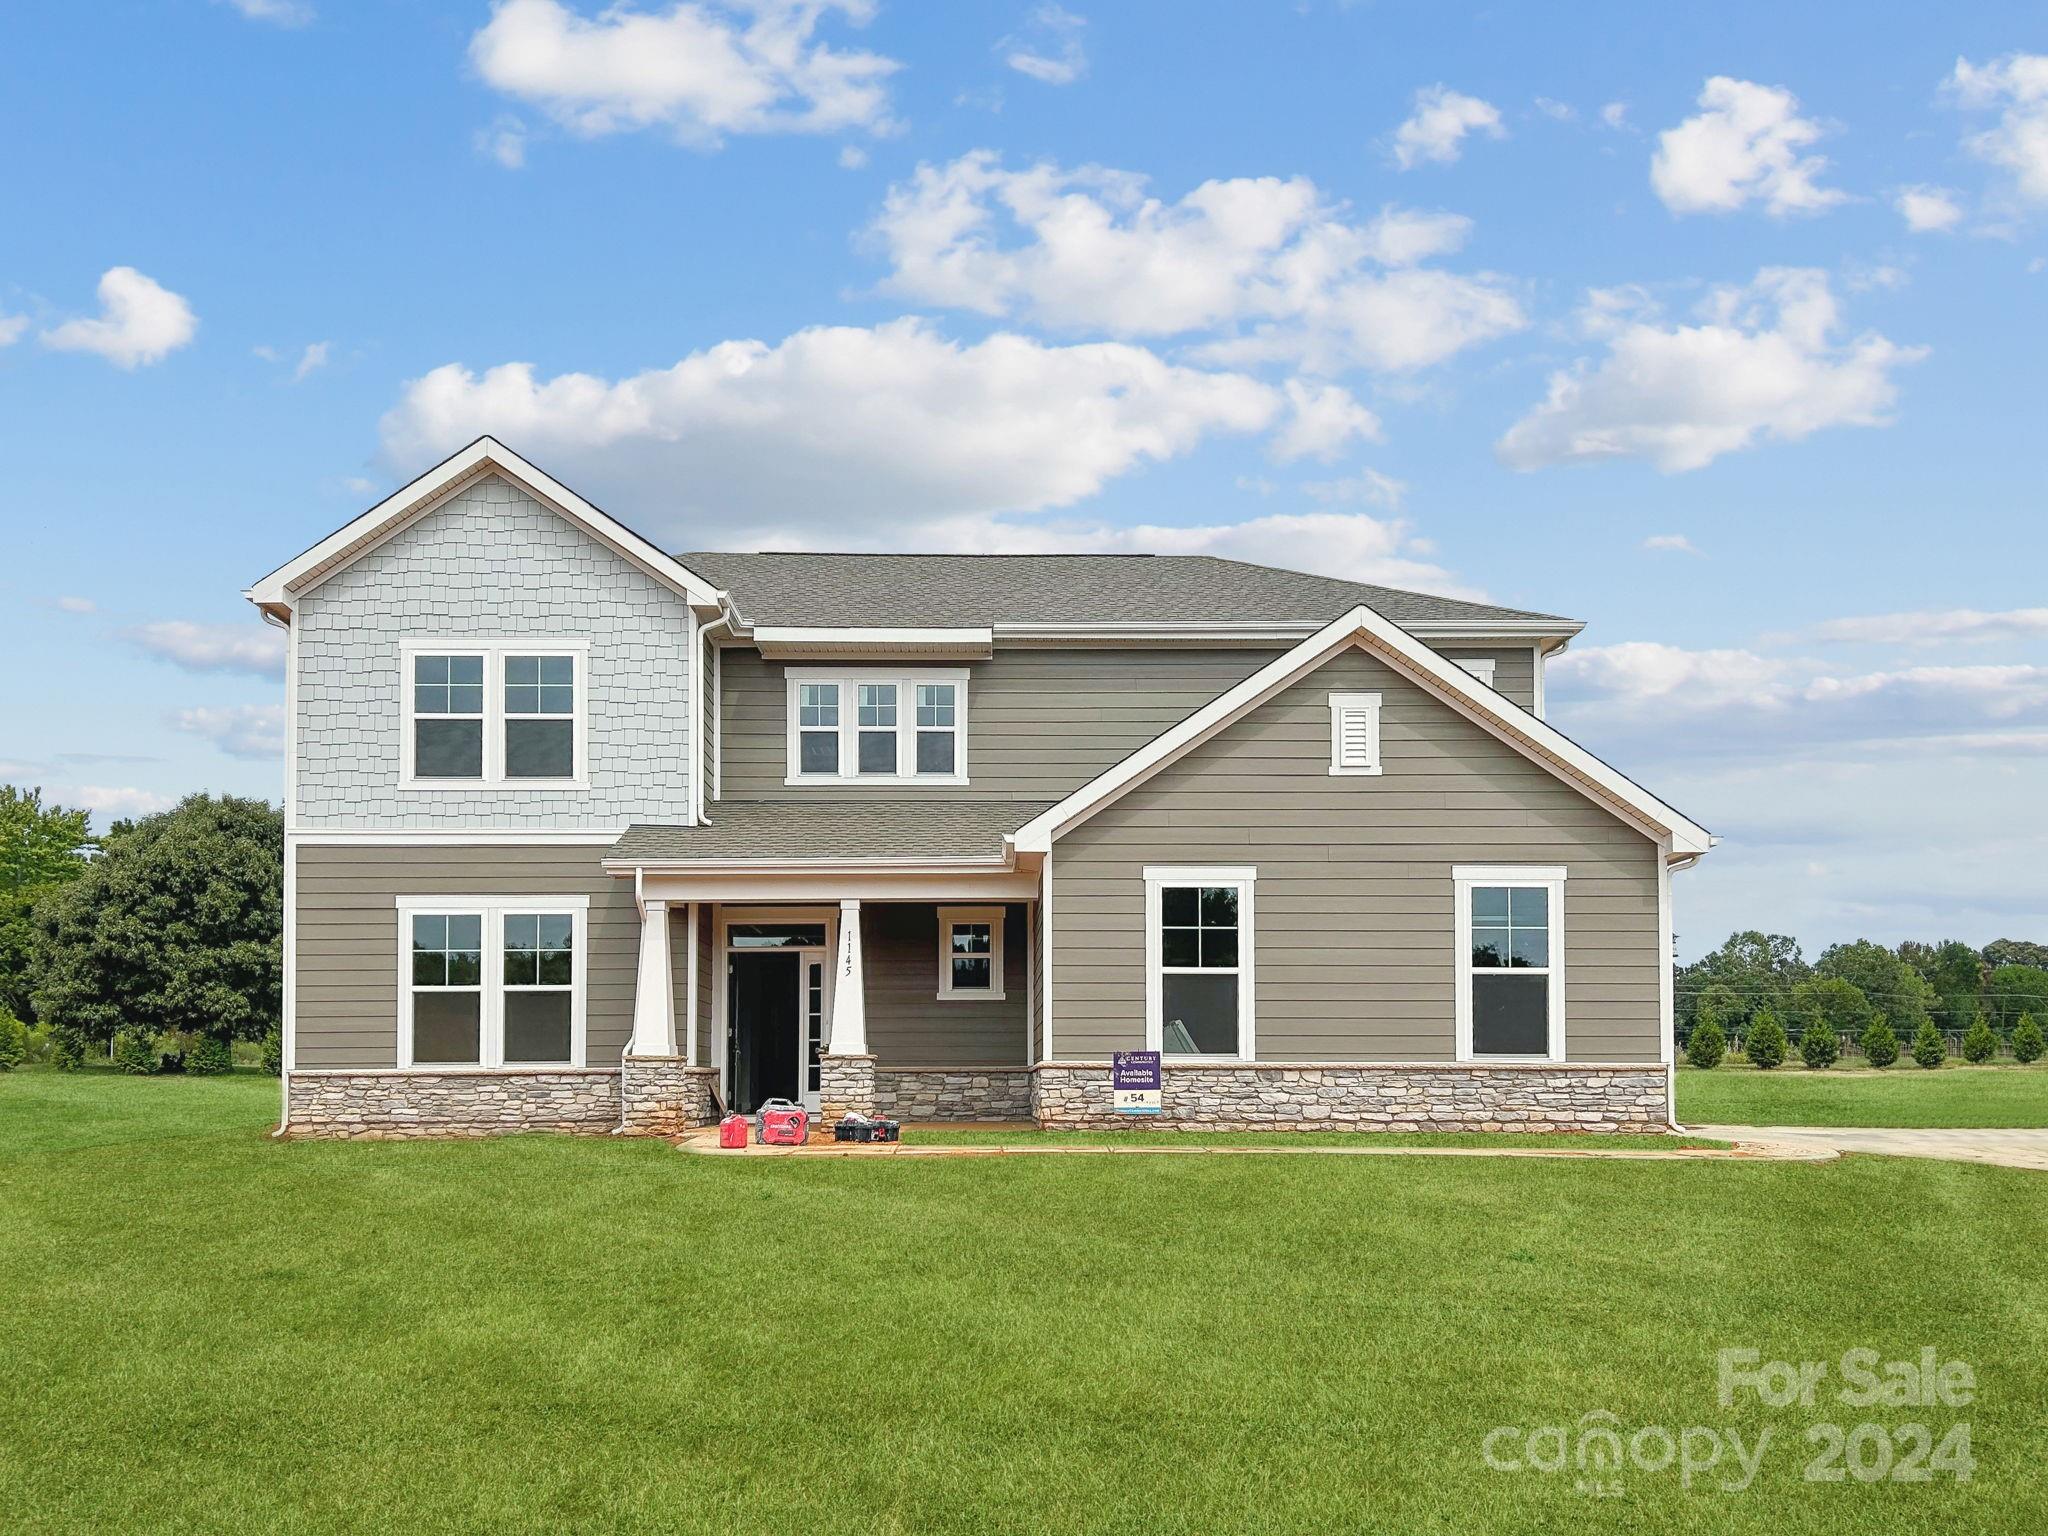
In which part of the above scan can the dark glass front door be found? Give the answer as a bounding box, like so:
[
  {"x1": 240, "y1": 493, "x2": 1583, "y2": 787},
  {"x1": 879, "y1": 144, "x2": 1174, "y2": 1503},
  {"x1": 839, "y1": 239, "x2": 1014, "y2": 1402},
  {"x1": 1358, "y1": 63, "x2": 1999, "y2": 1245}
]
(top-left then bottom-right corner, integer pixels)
[{"x1": 728, "y1": 951, "x2": 801, "y2": 1112}]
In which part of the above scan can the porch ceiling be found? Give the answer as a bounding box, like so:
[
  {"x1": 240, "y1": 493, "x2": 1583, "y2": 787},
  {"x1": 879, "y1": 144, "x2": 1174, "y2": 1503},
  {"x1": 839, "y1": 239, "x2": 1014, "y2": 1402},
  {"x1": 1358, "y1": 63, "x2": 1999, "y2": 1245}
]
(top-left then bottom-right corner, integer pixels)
[{"x1": 609, "y1": 799, "x2": 1054, "y2": 865}]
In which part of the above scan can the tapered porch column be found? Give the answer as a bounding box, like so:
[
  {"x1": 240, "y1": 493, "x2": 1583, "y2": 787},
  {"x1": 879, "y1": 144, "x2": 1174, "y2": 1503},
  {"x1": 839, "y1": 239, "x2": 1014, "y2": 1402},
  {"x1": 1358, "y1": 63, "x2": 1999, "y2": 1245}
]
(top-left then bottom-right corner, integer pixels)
[
  {"x1": 628, "y1": 898, "x2": 675, "y2": 1057},
  {"x1": 830, "y1": 898, "x2": 867, "y2": 1054},
  {"x1": 820, "y1": 898, "x2": 875, "y2": 1121}
]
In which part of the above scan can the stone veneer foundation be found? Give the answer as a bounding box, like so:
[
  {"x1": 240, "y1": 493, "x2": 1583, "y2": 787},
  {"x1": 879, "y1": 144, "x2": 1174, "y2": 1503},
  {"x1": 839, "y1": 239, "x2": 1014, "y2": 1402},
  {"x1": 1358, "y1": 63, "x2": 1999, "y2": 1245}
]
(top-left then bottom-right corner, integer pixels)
[
  {"x1": 1030, "y1": 1061, "x2": 1671, "y2": 1133},
  {"x1": 286, "y1": 1068, "x2": 621, "y2": 1138},
  {"x1": 620, "y1": 1056, "x2": 722, "y2": 1136},
  {"x1": 873, "y1": 1067, "x2": 1033, "y2": 1122},
  {"x1": 818, "y1": 1053, "x2": 876, "y2": 1125}
]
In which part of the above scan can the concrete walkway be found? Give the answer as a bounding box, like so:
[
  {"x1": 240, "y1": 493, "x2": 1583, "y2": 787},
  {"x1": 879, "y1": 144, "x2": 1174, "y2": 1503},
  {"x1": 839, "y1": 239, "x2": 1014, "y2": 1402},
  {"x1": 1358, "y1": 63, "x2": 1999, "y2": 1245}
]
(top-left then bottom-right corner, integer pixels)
[{"x1": 1693, "y1": 1124, "x2": 2048, "y2": 1171}]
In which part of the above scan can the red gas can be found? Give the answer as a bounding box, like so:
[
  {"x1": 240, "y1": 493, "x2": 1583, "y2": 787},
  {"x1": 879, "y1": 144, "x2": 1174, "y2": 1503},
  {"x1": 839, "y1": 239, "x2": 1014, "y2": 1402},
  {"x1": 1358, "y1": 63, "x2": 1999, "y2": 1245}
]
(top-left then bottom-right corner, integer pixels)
[
  {"x1": 718, "y1": 1113, "x2": 749, "y2": 1149},
  {"x1": 758, "y1": 1100, "x2": 810, "y2": 1146}
]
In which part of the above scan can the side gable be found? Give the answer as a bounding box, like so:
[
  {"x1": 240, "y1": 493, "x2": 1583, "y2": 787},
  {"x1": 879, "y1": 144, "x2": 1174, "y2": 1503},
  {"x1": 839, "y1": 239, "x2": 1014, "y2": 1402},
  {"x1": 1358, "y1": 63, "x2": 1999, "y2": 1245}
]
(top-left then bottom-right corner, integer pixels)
[
  {"x1": 1012, "y1": 604, "x2": 1712, "y2": 860},
  {"x1": 245, "y1": 436, "x2": 722, "y2": 614}
]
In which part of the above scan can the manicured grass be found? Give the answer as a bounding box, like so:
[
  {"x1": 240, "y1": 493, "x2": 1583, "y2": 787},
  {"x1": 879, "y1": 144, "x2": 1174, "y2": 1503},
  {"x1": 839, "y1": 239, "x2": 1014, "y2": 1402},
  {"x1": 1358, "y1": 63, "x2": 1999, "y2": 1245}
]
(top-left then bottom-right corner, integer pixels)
[
  {"x1": 4, "y1": 1067, "x2": 2045, "y2": 1534},
  {"x1": 911, "y1": 1126, "x2": 1731, "y2": 1150},
  {"x1": 1679, "y1": 1062, "x2": 2048, "y2": 1129}
]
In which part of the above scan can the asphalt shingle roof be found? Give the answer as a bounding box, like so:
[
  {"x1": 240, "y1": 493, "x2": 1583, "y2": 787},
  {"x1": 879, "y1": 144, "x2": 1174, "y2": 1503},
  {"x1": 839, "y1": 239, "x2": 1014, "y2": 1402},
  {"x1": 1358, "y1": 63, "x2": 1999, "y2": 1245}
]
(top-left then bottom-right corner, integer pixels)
[
  {"x1": 608, "y1": 799, "x2": 1053, "y2": 864},
  {"x1": 676, "y1": 552, "x2": 1577, "y2": 631}
]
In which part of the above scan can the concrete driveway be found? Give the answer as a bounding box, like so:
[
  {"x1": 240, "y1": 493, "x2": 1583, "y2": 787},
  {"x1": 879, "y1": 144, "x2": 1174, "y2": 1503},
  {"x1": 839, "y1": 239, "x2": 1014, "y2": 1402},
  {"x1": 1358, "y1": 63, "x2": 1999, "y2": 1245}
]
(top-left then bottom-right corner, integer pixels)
[{"x1": 1693, "y1": 1124, "x2": 2048, "y2": 1171}]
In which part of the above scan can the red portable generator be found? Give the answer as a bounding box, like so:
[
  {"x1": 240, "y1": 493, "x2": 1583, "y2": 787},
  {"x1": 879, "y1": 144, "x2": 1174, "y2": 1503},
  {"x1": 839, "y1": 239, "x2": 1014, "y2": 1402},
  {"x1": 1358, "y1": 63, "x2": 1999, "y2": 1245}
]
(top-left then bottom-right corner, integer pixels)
[
  {"x1": 758, "y1": 1100, "x2": 810, "y2": 1146},
  {"x1": 717, "y1": 1113, "x2": 749, "y2": 1149}
]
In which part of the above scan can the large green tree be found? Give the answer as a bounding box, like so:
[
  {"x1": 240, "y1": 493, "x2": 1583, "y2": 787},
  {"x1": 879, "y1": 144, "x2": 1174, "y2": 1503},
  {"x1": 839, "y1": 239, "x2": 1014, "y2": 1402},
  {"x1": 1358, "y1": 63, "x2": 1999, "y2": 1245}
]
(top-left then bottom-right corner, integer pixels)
[
  {"x1": 1676, "y1": 930, "x2": 1808, "y2": 1033},
  {"x1": 30, "y1": 795, "x2": 281, "y2": 1057},
  {"x1": 1815, "y1": 940, "x2": 1935, "y2": 1038},
  {"x1": 0, "y1": 785, "x2": 95, "y2": 1020},
  {"x1": 1898, "y1": 939, "x2": 1985, "y2": 1029},
  {"x1": 1983, "y1": 938, "x2": 2048, "y2": 970},
  {"x1": 1985, "y1": 964, "x2": 2048, "y2": 1032}
]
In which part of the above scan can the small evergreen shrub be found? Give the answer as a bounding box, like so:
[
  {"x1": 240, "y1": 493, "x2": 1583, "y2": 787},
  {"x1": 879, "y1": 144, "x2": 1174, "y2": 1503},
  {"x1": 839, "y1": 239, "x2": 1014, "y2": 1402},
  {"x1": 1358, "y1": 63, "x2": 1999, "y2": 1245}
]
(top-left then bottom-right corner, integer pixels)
[
  {"x1": 1859, "y1": 1018, "x2": 1900, "y2": 1069},
  {"x1": 1746, "y1": 1010, "x2": 1788, "y2": 1070},
  {"x1": 187, "y1": 1032, "x2": 233, "y2": 1076},
  {"x1": 260, "y1": 1026, "x2": 282, "y2": 1077},
  {"x1": 2013, "y1": 1014, "x2": 2045, "y2": 1065},
  {"x1": 1686, "y1": 1017, "x2": 1726, "y2": 1069},
  {"x1": 1961, "y1": 1014, "x2": 1999, "y2": 1064},
  {"x1": 1801, "y1": 1016, "x2": 1840, "y2": 1070},
  {"x1": 111, "y1": 1028, "x2": 159, "y2": 1076},
  {"x1": 0, "y1": 1009, "x2": 26, "y2": 1071},
  {"x1": 1912, "y1": 1017, "x2": 1948, "y2": 1069},
  {"x1": 51, "y1": 1026, "x2": 85, "y2": 1071}
]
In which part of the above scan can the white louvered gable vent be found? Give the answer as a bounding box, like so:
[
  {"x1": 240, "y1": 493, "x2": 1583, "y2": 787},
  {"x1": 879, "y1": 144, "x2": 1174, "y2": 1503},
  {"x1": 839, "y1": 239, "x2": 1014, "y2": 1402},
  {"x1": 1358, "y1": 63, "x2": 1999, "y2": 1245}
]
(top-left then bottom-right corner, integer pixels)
[{"x1": 1327, "y1": 692, "x2": 1383, "y2": 777}]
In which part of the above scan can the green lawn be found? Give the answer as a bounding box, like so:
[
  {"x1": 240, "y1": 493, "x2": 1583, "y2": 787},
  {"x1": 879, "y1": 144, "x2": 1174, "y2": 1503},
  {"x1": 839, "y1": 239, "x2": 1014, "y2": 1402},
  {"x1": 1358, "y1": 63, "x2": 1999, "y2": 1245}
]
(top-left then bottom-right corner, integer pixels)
[
  {"x1": 1679, "y1": 1063, "x2": 2048, "y2": 1129},
  {"x1": 912, "y1": 1126, "x2": 1729, "y2": 1150},
  {"x1": 4, "y1": 1068, "x2": 2045, "y2": 1534}
]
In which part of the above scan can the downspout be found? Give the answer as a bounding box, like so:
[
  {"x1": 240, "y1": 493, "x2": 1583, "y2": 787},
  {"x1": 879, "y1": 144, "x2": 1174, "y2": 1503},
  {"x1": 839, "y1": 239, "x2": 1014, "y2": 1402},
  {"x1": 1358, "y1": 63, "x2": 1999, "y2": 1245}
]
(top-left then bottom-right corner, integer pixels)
[{"x1": 263, "y1": 603, "x2": 295, "y2": 1138}]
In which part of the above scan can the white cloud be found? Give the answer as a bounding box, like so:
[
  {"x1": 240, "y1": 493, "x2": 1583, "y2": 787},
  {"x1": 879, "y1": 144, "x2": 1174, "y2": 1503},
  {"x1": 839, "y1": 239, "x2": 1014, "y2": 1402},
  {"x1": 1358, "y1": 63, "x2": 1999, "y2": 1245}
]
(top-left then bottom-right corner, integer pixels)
[
  {"x1": 477, "y1": 116, "x2": 530, "y2": 168},
  {"x1": 468, "y1": 0, "x2": 900, "y2": 146},
  {"x1": 41, "y1": 267, "x2": 198, "y2": 369},
  {"x1": 1600, "y1": 101, "x2": 1630, "y2": 132},
  {"x1": 1002, "y1": 4, "x2": 1086, "y2": 86},
  {"x1": 837, "y1": 142, "x2": 868, "y2": 169},
  {"x1": 379, "y1": 318, "x2": 1316, "y2": 543},
  {"x1": 1533, "y1": 97, "x2": 1575, "y2": 123},
  {"x1": 127, "y1": 621, "x2": 287, "y2": 678},
  {"x1": 1894, "y1": 184, "x2": 1963, "y2": 233},
  {"x1": 219, "y1": 0, "x2": 314, "y2": 24},
  {"x1": 1650, "y1": 77, "x2": 1845, "y2": 216},
  {"x1": 55, "y1": 595, "x2": 97, "y2": 614},
  {"x1": 1302, "y1": 468, "x2": 1408, "y2": 513},
  {"x1": 1947, "y1": 54, "x2": 2048, "y2": 204},
  {"x1": 292, "y1": 341, "x2": 330, "y2": 381},
  {"x1": 868, "y1": 152, "x2": 1523, "y2": 373},
  {"x1": 1390, "y1": 86, "x2": 1505, "y2": 170},
  {"x1": 1497, "y1": 267, "x2": 1924, "y2": 473},
  {"x1": 170, "y1": 706, "x2": 286, "y2": 760},
  {"x1": 65, "y1": 785, "x2": 177, "y2": 820},
  {"x1": 1641, "y1": 533, "x2": 1700, "y2": 555},
  {"x1": 1792, "y1": 607, "x2": 2048, "y2": 647},
  {"x1": 1271, "y1": 379, "x2": 1381, "y2": 463},
  {"x1": 0, "y1": 312, "x2": 27, "y2": 346}
]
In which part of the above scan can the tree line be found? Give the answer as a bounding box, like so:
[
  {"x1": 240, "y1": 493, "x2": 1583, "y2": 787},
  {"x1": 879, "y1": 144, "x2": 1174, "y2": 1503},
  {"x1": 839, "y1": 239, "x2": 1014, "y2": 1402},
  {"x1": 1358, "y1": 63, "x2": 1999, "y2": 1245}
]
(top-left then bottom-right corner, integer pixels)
[
  {"x1": 1677, "y1": 929, "x2": 2048, "y2": 1064},
  {"x1": 0, "y1": 786, "x2": 280, "y2": 1074}
]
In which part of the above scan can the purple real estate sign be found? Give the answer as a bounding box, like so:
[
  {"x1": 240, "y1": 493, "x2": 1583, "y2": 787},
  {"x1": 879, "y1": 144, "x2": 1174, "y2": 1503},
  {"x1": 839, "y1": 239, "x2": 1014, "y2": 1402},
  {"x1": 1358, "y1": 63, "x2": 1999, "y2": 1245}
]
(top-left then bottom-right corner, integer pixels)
[{"x1": 1112, "y1": 1050, "x2": 1162, "y2": 1115}]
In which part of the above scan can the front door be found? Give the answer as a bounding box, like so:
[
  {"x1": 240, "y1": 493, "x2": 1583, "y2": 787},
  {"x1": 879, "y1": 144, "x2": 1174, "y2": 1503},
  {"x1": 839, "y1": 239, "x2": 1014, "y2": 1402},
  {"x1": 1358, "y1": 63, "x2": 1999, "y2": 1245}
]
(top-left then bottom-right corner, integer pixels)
[{"x1": 728, "y1": 951, "x2": 801, "y2": 1113}]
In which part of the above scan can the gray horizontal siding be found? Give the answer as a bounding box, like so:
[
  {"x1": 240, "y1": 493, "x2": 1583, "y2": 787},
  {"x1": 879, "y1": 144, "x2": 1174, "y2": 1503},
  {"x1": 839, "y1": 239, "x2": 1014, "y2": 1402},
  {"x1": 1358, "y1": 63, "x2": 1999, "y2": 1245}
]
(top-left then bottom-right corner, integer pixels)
[
  {"x1": 294, "y1": 843, "x2": 636, "y2": 1070},
  {"x1": 862, "y1": 904, "x2": 1028, "y2": 1068},
  {"x1": 1050, "y1": 644, "x2": 1663, "y2": 1064},
  {"x1": 718, "y1": 646, "x2": 1279, "y2": 801},
  {"x1": 1434, "y1": 646, "x2": 1538, "y2": 712}
]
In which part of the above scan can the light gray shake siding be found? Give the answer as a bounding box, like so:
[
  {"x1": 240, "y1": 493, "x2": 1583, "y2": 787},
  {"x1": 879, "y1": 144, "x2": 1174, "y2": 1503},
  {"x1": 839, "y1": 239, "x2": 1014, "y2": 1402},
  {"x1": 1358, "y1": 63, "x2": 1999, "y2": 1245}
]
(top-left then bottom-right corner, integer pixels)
[
  {"x1": 295, "y1": 844, "x2": 638, "y2": 1068},
  {"x1": 1050, "y1": 645, "x2": 1662, "y2": 1064},
  {"x1": 293, "y1": 473, "x2": 696, "y2": 828}
]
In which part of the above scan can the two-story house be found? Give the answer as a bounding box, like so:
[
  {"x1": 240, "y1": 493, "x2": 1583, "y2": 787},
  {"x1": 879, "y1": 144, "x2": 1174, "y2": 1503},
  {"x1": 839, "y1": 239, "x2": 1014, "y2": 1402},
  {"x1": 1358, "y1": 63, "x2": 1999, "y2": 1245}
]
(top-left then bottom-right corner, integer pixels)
[{"x1": 246, "y1": 438, "x2": 1712, "y2": 1138}]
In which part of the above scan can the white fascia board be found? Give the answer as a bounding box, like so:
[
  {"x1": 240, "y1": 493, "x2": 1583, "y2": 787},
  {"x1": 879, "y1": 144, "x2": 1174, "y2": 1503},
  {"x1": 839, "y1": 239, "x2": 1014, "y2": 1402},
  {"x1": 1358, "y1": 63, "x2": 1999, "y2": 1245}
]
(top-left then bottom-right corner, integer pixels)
[
  {"x1": 244, "y1": 436, "x2": 721, "y2": 610},
  {"x1": 1011, "y1": 604, "x2": 1713, "y2": 859},
  {"x1": 754, "y1": 626, "x2": 994, "y2": 659},
  {"x1": 991, "y1": 618, "x2": 1584, "y2": 648}
]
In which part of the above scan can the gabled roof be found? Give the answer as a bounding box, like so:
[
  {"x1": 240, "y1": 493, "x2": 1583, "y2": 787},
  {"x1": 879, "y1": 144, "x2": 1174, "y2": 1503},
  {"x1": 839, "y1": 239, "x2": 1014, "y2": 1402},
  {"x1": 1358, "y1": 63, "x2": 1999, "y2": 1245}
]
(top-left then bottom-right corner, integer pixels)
[
  {"x1": 1012, "y1": 604, "x2": 1714, "y2": 860},
  {"x1": 245, "y1": 436, "x2": 722, "y2": 612},
  {"x1": 680, "y1": 551, "x2": 1581, "y2": 636}
]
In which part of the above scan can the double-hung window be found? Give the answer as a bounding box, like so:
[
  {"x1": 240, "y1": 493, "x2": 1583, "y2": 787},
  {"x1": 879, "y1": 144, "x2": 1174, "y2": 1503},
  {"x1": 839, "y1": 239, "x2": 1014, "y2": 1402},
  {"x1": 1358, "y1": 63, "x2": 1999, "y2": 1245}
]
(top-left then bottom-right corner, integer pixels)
[
  {"x1": 402, "y1": 638, "x2": 588, "y2": 787},
  {"x1": 938, "y1": 906, "x2": 1006, "y2": 1001},
  {"x1": 1454, "y1": 866, "x2": 1564, "y2": 1061},
  {"x1": 399, "y1": 897, "x2": 588, "y2": 1068},
  {"x1": 785, "y1": 669, "x2": 968, "y2": 784},
  {"x1": 1144, "y1": 867, "x2": 1255, "y2": 1059}
]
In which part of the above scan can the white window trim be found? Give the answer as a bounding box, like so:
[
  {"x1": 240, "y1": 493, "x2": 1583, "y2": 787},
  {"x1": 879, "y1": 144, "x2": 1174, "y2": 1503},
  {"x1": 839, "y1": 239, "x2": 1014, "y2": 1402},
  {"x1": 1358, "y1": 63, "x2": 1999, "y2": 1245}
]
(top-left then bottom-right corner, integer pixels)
[
  {"x1": 1326, "y1": 691, "x2": 1383, "y2": 777},
  {"x1": 1452, "y1": 656, "x2": 1497, "y2": 688},
  {"x1": 399, "y1": 636, "x2": 591, "y2": 791},
  {"x1": 395, "y1": 894, "x2": 590, "y2": 1069},
  {"x1": 783, "y1": 667, "x2": 969, "y2": 786},
  {"x1": 1452, "y1": 865, "x2": 1566, "y2": 1064},
  {"x1": 1143, "y1": 865, "x2": 1256, "y2": 1062},
  {"x1": 937, "y1": 905, "x2": 1006, "y2": 1001}
]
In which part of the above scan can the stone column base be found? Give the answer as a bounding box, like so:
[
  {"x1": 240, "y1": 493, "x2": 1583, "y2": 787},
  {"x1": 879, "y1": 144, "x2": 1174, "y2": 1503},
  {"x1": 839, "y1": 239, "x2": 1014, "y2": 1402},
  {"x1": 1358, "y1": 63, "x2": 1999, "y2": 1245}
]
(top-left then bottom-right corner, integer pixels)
[
  {"x1": 620, "y1": 1056, "x2": 722, "y2": 1136},
  {"x1": 818, "y1": 1053, "x2": 877, "y2": 1123},
  {"x1": 1031, "y1": 1061, "x2": 1671, "y2": 1133}
]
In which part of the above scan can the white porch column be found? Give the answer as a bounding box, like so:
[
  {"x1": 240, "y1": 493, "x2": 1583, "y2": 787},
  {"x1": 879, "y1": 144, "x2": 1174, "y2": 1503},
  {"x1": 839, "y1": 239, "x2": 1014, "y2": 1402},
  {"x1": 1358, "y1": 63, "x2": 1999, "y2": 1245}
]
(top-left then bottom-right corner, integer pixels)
[
  {"x1": 629, "y1": 898, "x2": 675, "y2": 1057},
  {"x1": 831, "y1": 898, "x2": 867, "y2": 1054}
]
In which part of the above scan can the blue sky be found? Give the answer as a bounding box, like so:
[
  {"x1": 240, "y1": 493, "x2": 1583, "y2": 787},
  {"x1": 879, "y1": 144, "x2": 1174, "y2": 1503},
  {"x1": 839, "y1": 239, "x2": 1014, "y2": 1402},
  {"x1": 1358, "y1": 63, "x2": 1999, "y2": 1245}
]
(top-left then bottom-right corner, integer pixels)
[{"x1": 4, "y1": 0, "x2": 2046, "y2": 959}]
